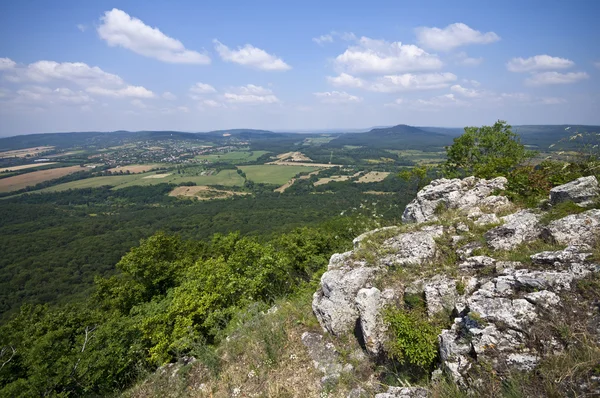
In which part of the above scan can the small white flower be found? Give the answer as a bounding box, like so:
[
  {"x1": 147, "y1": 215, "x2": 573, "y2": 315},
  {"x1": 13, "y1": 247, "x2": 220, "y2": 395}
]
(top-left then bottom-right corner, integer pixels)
[
  {"x1": 289, "y1": 354, "x2": 297, "y2": 360},
  {"x1": 232, "y1": 387, "x2": 241, "y2": 396},
  {"x1": 248, "y1": 370, "x2": 256, "y2": 378}
]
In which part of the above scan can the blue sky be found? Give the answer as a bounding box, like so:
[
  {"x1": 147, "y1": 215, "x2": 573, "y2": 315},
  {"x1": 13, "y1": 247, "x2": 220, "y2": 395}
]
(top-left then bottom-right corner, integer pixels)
[{"x1": 0, "y1": 0, "x2": 599, "y2": 135}]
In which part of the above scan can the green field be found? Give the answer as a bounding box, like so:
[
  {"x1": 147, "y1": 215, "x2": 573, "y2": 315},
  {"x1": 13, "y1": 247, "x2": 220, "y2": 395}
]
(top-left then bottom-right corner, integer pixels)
[
  {"x1": 195, "y1": 150, "x2": 269, "y2": 163},
  {"x1": 388, "y1": 149, "x2": 446, "y2": 165},
  {"x1": 42, "y1": 169, "x2": 245, "y2": 192},
  {"x1": 239, "y1": 165, "x2": 321, "y2": 185}
]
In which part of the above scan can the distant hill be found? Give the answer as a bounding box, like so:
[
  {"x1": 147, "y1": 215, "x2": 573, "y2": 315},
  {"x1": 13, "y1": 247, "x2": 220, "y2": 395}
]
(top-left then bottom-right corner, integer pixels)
[{"x1": 327, "y1": 124, "x2": 452, "y2": 151}]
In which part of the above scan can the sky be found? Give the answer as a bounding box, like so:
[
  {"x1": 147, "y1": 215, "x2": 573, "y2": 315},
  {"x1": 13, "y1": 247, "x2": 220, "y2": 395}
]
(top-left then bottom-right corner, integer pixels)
[{"x1": 0, "y1": 0, "x2": 599, "y2": 136}]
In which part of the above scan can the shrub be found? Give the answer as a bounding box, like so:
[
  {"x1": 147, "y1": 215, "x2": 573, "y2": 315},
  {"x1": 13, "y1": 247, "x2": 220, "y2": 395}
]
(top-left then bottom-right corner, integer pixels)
[
  {"x1": 384, "y1": 307, "x2": 440, "y2": 370},
  {"x1": 444, "y1": 120, "x2": 534, "y2": 179}
]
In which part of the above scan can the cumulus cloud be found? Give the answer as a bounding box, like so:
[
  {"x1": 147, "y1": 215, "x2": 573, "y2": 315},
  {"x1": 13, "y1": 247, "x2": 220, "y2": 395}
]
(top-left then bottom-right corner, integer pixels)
[
  {"x1": 314, "y1": 91, "x2": 362, "y2": 104},
  {"x1": 416, "y1": 23, "x2": 500, "y2": 51},
  {"x1": 13, "y1": 86, "x2": 93, "y2": 105},
  {"x1": 0, "y1": 57, "x2": 16, "y2": 70},
  {"x1": 201, "y1": 99, "x2": 224, "y2": 108},
  {"x1": 450, "y1": 84, "x2": 483, "y2": 98},
  {"x1": 507, "y1": 55, "x2": 575, "y2": 72},
  {"x1": 86, "y1": 85, "x2": 155, "y2": 98},
  {"x1": 18, "y1": 60, "x2": 124, "y2": 87},
  {"x1": 455, "y1": 52, "x2": 483, "y2": 66},
  {"x1": 525, "y1": 71, "x2": 589, "y2": 86},
  {"x1": 595, "y1": 61, "x2": 600, "y2": 69},
  {"x1": 539, "y1": 97, "x2": 567, "y2": 105},
  {"x1": 412, "y1": 93, "x2": 469, "y2": 108},
  {"x1": 327, "y1": 73, "x2": 365, "y2": 88},
  {"x1": 334, "y1": 36, "x2": 442, "y2": 74},
  {"x1": 189, "y1": 82, "x2": 217, "y2": 94},
  {"x1": 313, "y1": 34, "x2": 334, "y2": 45},
  {"x1": 213, "y1": 40, "x2": 291, "y2": 71},
  {"x1": 97, "y1": 8, "x2": 210, "y2": 64},
  {"x1": 77, "y1": 24, "x2": 87, "y2": 32},
  {"x1": 369, "y1": 72, "x2": 457, "y2": 92},
  {"x1": 162, "y1": 91, "x2": 176, "y2": 100},
  {"x1": 223, "y1": 84, "x2": 280, "y2": 104}
]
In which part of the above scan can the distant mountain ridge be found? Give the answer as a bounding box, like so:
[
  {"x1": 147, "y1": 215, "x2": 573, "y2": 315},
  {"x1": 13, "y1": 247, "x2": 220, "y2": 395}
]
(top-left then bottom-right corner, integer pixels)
[{"x1": 1, "y1": 124, "x2": 598, "y2": 152}]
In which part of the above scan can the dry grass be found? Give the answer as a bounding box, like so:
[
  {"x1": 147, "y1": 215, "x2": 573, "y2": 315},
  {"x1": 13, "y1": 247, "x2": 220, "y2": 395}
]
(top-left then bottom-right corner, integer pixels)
[
  {"x1": 142, "y1": 173, "x2": 172, "y2": 179},
  {"x1": 356, "y1": 172, "x2": 390, "y2": 183},
  {"x1": 0, "y1": 146, "x2": 54, "y2": 159},
  {"x1": 169, "y1": 186, "x2": 250, "y2": 200},
  {"x1": 0, "y1": 162, "x2": 56, "y2": 172},
  {"x1": 314, "y1": 175, "x2": 352, "y2": 186},
  {"x1": 107, "y1": 164, "x2": 163, "y2": 174},
  {"x1": 274, "y1": 171, "x2": 320, "y2": 193},
  {"x1": 0, "y1": 165, "x2": 86, "y2": 192},
  {"x1": 276, "y1": 152, "x2": 313, "y2": 162}
]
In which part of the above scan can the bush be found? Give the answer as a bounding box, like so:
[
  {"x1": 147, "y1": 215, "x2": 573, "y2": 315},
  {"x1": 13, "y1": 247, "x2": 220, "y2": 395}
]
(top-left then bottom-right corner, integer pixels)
[
  {"x1": 444, "y1": 120, "x2": 533, "y2": 179},
  {"x1": 384, "y1": 307, "x2": 441, "y2": 370}
]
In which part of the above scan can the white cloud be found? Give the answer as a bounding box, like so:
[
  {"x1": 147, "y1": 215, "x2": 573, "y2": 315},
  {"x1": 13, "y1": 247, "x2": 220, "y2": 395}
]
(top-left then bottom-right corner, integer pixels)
[
  {"x1": 201, "y1": 99, "x2": 223, "y2": 108},
  {"x1": 507, "y1": 55, "x2": 574, "y2": 72},
  {"x1": 97, "y1": 8, "x2": 210, "y2": 64},
  {"x1": 19, "y1": 61, "x2": 124, "y2": 87},
  {"x1": 190, "y1": 82, "x2": 217, "y2": 94},
  {"x1": 86, "y1": 85, "x2": 155, "y2": 98},
  {"x1": 416, "y1": 23, "x2": 500, "y2": 51},
  {"x1": 595, "y1": 61, "x2": 600, "y2": 69},
  {"x1": 540, "y1": 97, "x2": 567, "y2": 105},
  {"x1": 450, "y1": 84, "x2": 483, "y2": 98},
  {"x1": 131, "y1": 99, "x2": 147, "y2": 108},
  {"x1": 314, "y1": 91, "x2": 362, "y2": 104},
  {"x1": 369, "y1": 72, "x2": 457, "y2": 92},
  {"x1": 334, "y1": 36, "x2": 442, "y2": 74},
  {"x1": 77, "y1": 24, "x2": 87, "y2": 32},
  {"x1": 13, "y1": 86, "x2": 93, "y2": 105},
  {"x1": 384, "y1": 98, "x2": 404, "y2": 107},
  {"x1": 462, "y1": 79, "x2": 481, "y2": 87},
  {"x1": 0, "y1": 57, "x2": 16, "y2": 70},
  {"x1": 213, "y1": 40, "x2": 291, "y2": 71},
  {"x1": 413, "y1": 93, "x2": 469, "y2": 108},
  {"x1": 313, "y1": 34, "x2": 334, "y2": 45},
  {"x1": 162, "y1": 91, "x2": 176, "y2": 100},
  {"x1": 525, "y1": 71, "x2": 589, "y2": 86},
  {"x1": 456, "y1": 52, "x2": 483, "y2": 66},
  {"x1": 327, "y1": 73, "x2": 365, "y2": 88},
  {"x1": 223, "y1": 84, "x2": 279, "y2": 104}
]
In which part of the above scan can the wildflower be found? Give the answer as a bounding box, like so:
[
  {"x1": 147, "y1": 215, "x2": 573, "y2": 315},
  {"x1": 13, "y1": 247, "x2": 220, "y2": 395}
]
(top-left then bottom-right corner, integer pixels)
[
  {"x1": 232, "y1": 387, "x2": 241, "y2": 396},
  {"x1": 289, "y1": 354, "x2": 297, "y2": 360},
  {"x1": 248, "y1": 370, "x2": 256, "y2": 378}
]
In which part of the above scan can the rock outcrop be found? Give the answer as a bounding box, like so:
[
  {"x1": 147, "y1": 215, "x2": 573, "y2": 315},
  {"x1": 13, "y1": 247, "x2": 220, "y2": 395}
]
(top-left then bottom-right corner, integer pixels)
[
  {"x1": 402, "y1": 176, "x2": 508, "y2": 223},
  {"x1": 310, "y1": 175, "x2": 600, "y2": 393},
  {"x1": 549, "y1": 175, "x2": 599, "y2": 206}
]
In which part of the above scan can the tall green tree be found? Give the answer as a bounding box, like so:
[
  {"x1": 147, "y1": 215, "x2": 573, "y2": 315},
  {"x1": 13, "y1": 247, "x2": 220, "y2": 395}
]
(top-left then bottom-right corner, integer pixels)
[{"x1": 443, "y1": 120, "x2": 533, "y2": 178}]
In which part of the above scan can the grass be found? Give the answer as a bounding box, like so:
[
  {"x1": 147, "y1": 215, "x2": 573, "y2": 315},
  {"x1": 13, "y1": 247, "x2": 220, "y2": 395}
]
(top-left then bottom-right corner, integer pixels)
[
  {"x1": 195, "y1": 150, "x2": 269, "y2": 164},
  {"x1": 239, "y1": 165, "x2": 321, "y2": 185}
]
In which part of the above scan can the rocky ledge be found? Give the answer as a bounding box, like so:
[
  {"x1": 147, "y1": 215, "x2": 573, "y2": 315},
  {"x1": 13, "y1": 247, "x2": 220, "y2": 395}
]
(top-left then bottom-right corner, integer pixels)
[{"x1": 308, "y1": 175, "x2": 600, "y2": 396}]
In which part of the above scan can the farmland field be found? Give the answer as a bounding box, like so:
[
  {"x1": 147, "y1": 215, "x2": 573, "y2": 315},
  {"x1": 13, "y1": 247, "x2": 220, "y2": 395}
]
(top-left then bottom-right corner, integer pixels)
[
  {"x1": 41, "y1": 169, "x2": 245, "y2": 192},
  {"x1": 356, "y1": 171, "x2": 390, "y2": 183},
  {"x1": 0, "y1": 162, "x2": 57, "y2": 172},
  {"x1": 0, "y1": 165, "x2": 86, "y2": 192},
  {"x1": 195, "y1": 150, "x2": 269, "y2": 163},
  {"x1": 239, "y1": 165, "x2": 321, "y2": 185},
  {"x1": 168, "y1": 185, "x2": 250, "y2": 200},
  {"x1": 0, "y1": 146, "x2": 55, "y2": 159},
  {"x1": 107, "y1": 164, "x2": 165, "y2": 173},
  {"x1": 388, "y1": 149, "x2": 446, "y2": 165}
]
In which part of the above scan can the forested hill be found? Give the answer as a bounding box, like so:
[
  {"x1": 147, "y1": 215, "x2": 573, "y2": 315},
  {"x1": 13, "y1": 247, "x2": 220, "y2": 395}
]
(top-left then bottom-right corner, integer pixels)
[{"x1": 326, "y1": 124, "x2": 451, "y2": 151}]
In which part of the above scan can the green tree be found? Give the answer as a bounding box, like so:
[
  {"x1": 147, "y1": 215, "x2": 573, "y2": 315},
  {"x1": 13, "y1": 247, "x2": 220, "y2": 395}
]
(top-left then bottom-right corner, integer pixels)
[
  {"x1": 443, "y1": 120, "x2": 533, "y2": 178},
  {"x1": 398, "y1": 165, "x2": 434, "y2": 194}
]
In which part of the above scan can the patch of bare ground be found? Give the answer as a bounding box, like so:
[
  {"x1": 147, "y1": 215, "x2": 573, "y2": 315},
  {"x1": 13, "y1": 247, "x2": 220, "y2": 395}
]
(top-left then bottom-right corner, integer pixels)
[
  {"x1": 356, "y1": 171, "x2": 390, "y2": 183},
  {"x1": 108, "y1": 164, "x2": 163, "y2": 174},
  {"x1": 314, "y1": 175, "x2": 352, "y2": 186},
  {"x1": 0, "y1": 162, "x2": 56, "y2": 172},
  {"x1": 169, "y1": 186, "x2": 249, "y2": 200}
]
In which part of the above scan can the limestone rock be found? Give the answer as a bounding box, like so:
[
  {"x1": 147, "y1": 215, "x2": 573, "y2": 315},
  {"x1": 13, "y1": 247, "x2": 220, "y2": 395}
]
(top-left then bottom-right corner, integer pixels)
[
  {"x1": 480, "y1": 195, "x2": 512, "y2": 210},
  {"x1": 543, "y1": 209, "x2": 600, "y2": 246},
  {"x1": 459, "y1": 255, "x2": 496, "y2": 270},
  {"x1": 549, "y1": 176, "x2": 599, "y2": 206},
  {"x1": 456, "y1": 241, "x2": 483, "y2": 260},
  {"x1": 467, "y1": 293, "x2": 537, "y2": 330},
  {"x1": 375, "y1": 386, "x2": 428, "y2": 398},
  {"x1": 474, "y1": 213, "x2": 500, "y2": 226},
  {"x1": 424, "y1": 276, "x2": 457, "y2": 317},
  {"x1": 524, "y1": 290, "x2": 560, "y2": 309},
  {"x1": 380, "y1": 226, "x2": 443, "y2": 266},
  {"x1": 313, "y1": 255, "x2": 378, "y2": 335},
  {"x1": 301, "y1": 332, "x2": 348, "y2": 376},
  {"x1": 402, "y1": 176, "x2": 507, "y2": 223},
  {"x1": 485, "y1": 210, "x2": 541, "y2": 251},
  {"x1": 531, "y1": 245, "x2": 592, "y2": 267},
  {"x1": 356, "y1": 287, "x2": 398, "y2": 355},
  {"x1": 353, "y1": 226, "x2": 398, "y2": 250}
]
